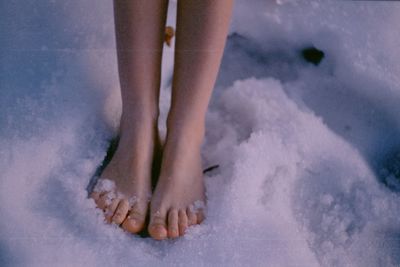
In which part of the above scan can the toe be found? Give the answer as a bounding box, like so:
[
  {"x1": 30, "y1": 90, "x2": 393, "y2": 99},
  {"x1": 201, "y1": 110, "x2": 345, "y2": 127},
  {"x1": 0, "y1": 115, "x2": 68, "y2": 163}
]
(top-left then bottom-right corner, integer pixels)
[
  {"x1": 122, "y1": 203, "x2": 147, "y2": 234},
  {"x1": 92, "y1": 192, "x2": 108, "y2": 210},
  {"x1": 196, "y1": 209, "x2": 205, "y2": 224},
  {"x1": 105, "y1": 198, "x2": 120, "y2": 223},
  {"x1": 112, "y1": 199, "x2": 129, "y2": 225},
  {"x1": 148, "y1": 211, "x2": 168, "y2": 240},
  {"x1": 178, "y1": 209, "x2": 188, "y2": 236},
  {"x1": 187, "y1": 207, "x2": 197, "y2": 226},
  {"x1": 168, "y1": 209, "x2": 179, "y2": 239},
  {"x1": 90, "y1": 191, "x2": 101, "y2": 201}
]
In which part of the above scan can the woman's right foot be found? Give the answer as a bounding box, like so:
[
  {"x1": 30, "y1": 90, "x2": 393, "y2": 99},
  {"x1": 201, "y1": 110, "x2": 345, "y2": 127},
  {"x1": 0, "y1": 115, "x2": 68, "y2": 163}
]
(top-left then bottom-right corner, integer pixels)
[{"x1": 91, "y1": 113, "x2": 161, "y2": 234}]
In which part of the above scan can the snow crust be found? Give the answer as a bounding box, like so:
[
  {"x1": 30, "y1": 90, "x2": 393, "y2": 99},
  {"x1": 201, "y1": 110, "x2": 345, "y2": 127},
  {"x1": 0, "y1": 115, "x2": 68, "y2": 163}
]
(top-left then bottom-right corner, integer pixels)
[{"x1": 2, "y1": 0, "x2": 400, "y2": 266}]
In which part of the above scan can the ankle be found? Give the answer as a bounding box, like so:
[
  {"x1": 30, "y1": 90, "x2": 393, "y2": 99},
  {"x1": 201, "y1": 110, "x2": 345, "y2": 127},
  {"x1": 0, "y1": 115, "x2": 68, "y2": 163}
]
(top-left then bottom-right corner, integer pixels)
[
  {"x1": 116, "y1": 110, "x2": 160, "y2": 154},
  {"x1": 122, "y1": 104, "x2": 159, "y2": 124},
  {"x1": 120, "y1": 106, "x2": 159, "y2": 130},
  {"x1": 166, "y1": 110, "x2": 205, "y2": 137},
  {"x1": 165, "y1": 121, "x2": 205, "y2": 150}
]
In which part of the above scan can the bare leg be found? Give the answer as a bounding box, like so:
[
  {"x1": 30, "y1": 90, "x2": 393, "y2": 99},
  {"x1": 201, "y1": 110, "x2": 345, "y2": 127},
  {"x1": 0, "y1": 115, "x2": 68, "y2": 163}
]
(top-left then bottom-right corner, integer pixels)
[
  {"x1": 91, "y1": 0, "x2": 168, "y2": 233},
  {"x1": 149, "y1": 0, "x2": 233, "y2": 240}
]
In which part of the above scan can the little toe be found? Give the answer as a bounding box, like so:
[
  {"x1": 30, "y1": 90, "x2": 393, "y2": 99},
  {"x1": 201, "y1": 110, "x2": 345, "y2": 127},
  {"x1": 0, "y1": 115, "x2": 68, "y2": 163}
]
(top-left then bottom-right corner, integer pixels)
[
  {"x1": 168, "y1": 209, "x2": 179, "y2": 239},
  {"x1": 122, "y1": 203, "x2": 147, "y2": 234},
  {"x1": 148, "y1": 211, "x2": 168, "y2": 240},
  {"x1": 196, "y1": 209, "x2": 205, "y2": 224},
  {"x1": 187, "y1": 207, "x2": 197, "y2": 226},
  {"x1": 112, "y1": 199, "x2": 129, "y2": 225},
  {"x1": 178, "y1": 209, "x2": 188, "y2": 236},
  {"x1": 92, "y1": 192, "x2": 108, "y2": 210},
  {"x1": 90, "y1": 191, "x2": 101, "y2": 201},
  {"x1": 105, "y1": 198, "x2": 120, "y2": 223}
]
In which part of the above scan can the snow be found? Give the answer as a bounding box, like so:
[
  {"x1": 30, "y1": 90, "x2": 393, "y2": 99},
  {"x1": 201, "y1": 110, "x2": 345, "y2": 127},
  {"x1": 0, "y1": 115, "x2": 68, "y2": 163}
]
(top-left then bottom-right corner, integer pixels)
[{"x1": 2, "y1": 0, "x2": 400, "y2": 266}]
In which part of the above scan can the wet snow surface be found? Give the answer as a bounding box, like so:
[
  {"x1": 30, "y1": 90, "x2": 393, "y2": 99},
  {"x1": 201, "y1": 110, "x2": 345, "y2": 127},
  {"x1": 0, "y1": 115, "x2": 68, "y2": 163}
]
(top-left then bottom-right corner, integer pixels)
[{"x1": 2, "y1": 0, "x2": 400, "y2": 266}]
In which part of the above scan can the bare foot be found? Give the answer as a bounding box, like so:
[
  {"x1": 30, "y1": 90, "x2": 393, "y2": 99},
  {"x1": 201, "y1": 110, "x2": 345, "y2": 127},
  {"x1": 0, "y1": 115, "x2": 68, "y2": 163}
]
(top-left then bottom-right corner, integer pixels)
[
  {"x1": 91, "y1": 115, "x2": 161, "y2": 234},
  {"x1": 148, "y1": 130, "x2": 206, "y2": 240}
]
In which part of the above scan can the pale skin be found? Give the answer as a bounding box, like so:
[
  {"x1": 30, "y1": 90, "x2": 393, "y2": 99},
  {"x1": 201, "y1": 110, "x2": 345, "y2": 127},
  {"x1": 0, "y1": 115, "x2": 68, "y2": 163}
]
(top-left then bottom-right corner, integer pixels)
[{"x1": 91, "y1": 0, "x2": 233, "y2": 240}]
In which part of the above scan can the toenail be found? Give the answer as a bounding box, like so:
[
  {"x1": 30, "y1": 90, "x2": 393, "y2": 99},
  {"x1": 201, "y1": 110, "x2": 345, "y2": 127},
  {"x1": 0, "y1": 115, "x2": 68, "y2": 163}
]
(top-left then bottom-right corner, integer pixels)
[{"x1": 170, "y1": 230, "x2": 179, "y2": 238}]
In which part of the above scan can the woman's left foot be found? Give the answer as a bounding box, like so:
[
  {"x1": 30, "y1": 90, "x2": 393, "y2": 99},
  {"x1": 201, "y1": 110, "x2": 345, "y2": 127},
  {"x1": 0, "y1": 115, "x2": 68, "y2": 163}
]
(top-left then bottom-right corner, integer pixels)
[{"x1": 148, "y1": 130, "x2": 206, "y2": 240}]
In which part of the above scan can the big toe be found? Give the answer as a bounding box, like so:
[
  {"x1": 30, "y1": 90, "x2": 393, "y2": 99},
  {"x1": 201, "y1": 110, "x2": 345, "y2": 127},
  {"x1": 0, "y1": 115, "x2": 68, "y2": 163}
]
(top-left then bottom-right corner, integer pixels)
[
  {"x1": 121, "y1": 203, "x2": 147, "y2": 234},
  {"x1": 149, "y1": 224, "x2": 168, "y2": 240},
  {"x1": 148, "y1": 212, "x2": 168, "y2": 240}
]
